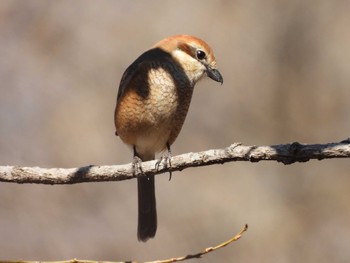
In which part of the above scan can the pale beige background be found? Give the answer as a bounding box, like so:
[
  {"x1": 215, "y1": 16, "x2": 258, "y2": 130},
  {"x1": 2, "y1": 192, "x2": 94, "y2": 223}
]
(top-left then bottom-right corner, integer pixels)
[{"x1": 0, "y1": 1, "x2": 349, "y2": 262}]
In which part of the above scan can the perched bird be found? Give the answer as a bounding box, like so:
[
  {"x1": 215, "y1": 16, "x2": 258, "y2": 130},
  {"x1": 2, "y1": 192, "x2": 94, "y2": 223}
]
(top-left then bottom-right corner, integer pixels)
[{"x1": 114, "y1": 35, "x2": 223, "y2": 242}]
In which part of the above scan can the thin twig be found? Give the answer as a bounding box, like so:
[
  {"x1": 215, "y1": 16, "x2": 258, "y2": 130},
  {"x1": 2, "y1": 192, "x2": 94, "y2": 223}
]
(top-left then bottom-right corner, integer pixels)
[
  {"x1": 148, "y1": 224, "x2": 248, "y2": 263},
  {"x1": 1, "y1": 225, "x2": 248, "y2": 263},
  {"x1": 0, "y1": 260, "x2": 124, "y2": 263}
]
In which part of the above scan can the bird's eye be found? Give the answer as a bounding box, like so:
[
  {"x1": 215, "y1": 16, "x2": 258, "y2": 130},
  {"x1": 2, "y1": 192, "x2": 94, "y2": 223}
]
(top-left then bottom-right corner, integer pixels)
[{"x1": 196, "y1": 50, "x2": 206, "y2": 60}]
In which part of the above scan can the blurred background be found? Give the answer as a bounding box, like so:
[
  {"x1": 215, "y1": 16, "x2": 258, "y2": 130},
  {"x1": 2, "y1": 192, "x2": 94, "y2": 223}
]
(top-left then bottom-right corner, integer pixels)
[{"x1": 0, "y1": 0, "x2": 349, "y2": 262}]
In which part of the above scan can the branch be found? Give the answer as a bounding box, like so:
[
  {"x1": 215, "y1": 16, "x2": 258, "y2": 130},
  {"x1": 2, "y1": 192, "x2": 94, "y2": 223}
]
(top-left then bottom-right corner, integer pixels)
[
  {"x1": 149, "y1": 224, "x2": 248, "y2": 263},
  {"x1": 0, "y1": 139, "x2": 349, "y2": 185},
  {"x1": 1, "y1": 225, "x2": 248, "y2": 263}
]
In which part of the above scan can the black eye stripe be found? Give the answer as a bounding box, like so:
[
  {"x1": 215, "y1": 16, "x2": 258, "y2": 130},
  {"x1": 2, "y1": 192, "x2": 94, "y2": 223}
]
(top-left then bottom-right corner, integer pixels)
[{"x1": 196, "y1": 50, "x2": 206, "y2": 60}]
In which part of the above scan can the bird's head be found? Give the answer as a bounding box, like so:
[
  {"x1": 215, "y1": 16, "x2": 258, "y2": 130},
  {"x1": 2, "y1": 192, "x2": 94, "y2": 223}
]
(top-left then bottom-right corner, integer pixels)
[{"x1": 154, "y1": 35, "x2": 223, "y2": 85}]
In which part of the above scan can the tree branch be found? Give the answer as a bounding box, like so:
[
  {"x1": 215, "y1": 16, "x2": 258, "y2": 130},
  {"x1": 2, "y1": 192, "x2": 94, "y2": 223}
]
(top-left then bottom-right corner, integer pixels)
[
  {"x1": 150, "y1": 224, "x2": 248, "y2": 263},
  {"x1": 0, "y1": 139, "x2": 349, "y2": 185},
  {"x1": 1, "y1": 225, "x2": 248, "y2": 263}
]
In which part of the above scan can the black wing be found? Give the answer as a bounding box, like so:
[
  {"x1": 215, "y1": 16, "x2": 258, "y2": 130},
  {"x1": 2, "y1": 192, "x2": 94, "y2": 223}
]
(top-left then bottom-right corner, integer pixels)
[{"x1": 116, "y1": 48, "x2": 173, "y2": 101}]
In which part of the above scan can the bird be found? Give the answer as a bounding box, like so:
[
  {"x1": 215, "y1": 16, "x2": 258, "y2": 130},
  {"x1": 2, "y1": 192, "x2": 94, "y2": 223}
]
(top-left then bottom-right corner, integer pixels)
[{"x1": 114, "y1": 35, "x2": 223, "y2": 242}]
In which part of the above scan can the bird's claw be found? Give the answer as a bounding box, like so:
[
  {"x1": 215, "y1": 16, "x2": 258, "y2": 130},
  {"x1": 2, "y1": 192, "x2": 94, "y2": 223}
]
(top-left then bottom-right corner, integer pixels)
[
  {"x1": 155, "y1": 151, "x2": 172, "y2": 181},
  {"x1": 132, "y1": 155, "x2": 143, "y2": 176}
]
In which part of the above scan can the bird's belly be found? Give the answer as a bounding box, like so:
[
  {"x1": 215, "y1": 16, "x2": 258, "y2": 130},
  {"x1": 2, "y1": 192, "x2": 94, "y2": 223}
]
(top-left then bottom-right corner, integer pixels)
[
  {"x1": 135, "y1": 92, "x2": 178, "y2": 153},
  {"x1": 117, "y1": 89, "x2": 182, "y2": 154},
  {"x1": 116, "y1": 67, "x2": 193, "y2": 155},
  {"x1": 135, "y1": 123, "x2": 172, "y2": 154}
]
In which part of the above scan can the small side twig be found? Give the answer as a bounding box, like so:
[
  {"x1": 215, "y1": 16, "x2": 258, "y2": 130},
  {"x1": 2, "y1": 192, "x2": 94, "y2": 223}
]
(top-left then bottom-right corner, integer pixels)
[
  {"x1": 0, "y1": 225, "x2": 248, "y2": 263},
  {"x1": 149, "y1": 224, "x2": 248, "y2": 263}
]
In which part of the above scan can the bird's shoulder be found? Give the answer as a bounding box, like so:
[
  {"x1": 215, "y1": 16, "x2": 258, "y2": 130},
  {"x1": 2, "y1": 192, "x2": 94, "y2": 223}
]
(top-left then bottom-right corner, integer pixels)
[{"x1": 117, "y1": 48, "x2": 174, "y2": 100}]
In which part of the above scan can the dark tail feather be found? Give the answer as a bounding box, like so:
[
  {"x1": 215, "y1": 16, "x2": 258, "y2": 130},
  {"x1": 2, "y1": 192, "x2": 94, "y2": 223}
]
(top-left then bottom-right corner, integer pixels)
[{"x1": 137, "y1": 175, "x2": 157, "y2": 241}]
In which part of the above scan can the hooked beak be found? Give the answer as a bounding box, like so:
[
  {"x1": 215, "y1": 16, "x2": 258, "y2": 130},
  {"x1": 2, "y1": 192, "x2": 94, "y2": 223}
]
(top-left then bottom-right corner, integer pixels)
[{"x1": 206, "y1": 67, "x2": 223, "y2": 84}]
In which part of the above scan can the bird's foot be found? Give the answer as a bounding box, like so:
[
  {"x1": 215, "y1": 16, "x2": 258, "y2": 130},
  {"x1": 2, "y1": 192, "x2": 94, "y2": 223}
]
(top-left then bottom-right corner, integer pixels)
[
  {"x1": 132, "y1": 155, "x2": 144, "y2": 176},
  {"x1": 155, "y1": 146, "x2": 173, "y2": 180}
]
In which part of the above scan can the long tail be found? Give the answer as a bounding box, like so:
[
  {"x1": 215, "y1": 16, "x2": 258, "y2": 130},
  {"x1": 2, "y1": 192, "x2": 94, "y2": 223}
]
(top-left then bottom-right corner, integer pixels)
[{"x1": 136, "y1": 152, "x2": 157, "y2": 242}]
